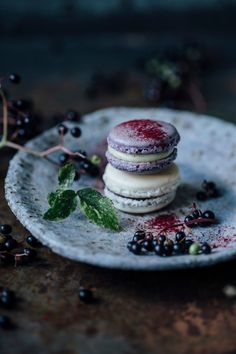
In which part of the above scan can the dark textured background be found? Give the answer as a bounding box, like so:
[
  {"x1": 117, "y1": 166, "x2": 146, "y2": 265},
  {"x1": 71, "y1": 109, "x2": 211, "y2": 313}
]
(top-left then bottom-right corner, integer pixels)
[{"x1": 1, "y1": 1, "x2": 236, "y2": 353}]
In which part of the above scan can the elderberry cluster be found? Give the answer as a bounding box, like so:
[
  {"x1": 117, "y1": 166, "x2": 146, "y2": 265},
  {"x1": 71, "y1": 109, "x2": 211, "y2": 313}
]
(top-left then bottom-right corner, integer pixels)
[
  {"x1": 0, "y1": 224, "x2": 40, "y2": 266},
  {"x1": 184, "y1": 208, "x2": 216, "y2": 228},
  {"x1": 57, "y1": 123, "x2": 100, "y2": 177},
  {"x1": 196, "y1": 180, "x2": 219, "y2": 201},
  {"x1": 127, "y1": 230, "x2": 211, "y2": 257}
]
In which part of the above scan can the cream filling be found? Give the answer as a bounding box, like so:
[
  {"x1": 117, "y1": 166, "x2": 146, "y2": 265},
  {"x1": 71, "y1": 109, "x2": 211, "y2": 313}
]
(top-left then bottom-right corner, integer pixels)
[{"x1": 108, "y1": 146, "x2": 173, "y2": 163}]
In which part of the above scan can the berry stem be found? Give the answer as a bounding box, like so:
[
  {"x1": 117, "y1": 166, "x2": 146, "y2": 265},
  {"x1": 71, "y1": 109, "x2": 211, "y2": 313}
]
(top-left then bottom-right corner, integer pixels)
[{"x1": 185, "y1": 217, "x2": 217, "y2": 226}]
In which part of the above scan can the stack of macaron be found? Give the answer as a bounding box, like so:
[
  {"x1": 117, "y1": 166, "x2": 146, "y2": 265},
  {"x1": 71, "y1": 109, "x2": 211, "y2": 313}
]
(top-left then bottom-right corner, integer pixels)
[{"x1": 103, "y1": 119, "x2": 181, "y2": 213}]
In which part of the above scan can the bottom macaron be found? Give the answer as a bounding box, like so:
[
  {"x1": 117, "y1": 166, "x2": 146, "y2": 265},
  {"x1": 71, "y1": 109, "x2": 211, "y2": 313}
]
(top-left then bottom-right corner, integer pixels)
[
  {"x1": 104, "y1": 188, "x2": 176, "y2": 214},
  {"x1": 103, "y1": 163, "x2": 181, "y2": 214}
]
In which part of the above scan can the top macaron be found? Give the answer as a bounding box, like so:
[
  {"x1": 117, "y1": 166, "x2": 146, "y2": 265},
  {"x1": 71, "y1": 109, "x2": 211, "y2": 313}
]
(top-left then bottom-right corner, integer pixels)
[{"x1": 106, "y1": 119, "x2": 180, "y2": 173}]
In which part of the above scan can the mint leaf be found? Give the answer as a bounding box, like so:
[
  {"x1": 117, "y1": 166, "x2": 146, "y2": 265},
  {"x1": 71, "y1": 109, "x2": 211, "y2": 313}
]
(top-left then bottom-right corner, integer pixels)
[
  {"x1": 43, "y1": 190, "x2": 77, "y2": 221},
  {"x1": 58, "y1": 163, "x2": 76, "y2": 189},
  {"x1": 77, "y1": 188, "x2": 120, "y2": 231},
  {"x1": 47, "y1": 191, "x2": 58, "y2": 207}
]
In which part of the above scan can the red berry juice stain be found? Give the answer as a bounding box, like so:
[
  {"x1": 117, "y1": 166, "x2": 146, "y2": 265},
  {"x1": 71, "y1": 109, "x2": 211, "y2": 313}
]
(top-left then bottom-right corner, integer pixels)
[
  {"x1": 118, "y1": 119, "x2": 167, "y2": 140},
  {"x1": 139, "y1": 213, "x2": 181, "y2": 235}
]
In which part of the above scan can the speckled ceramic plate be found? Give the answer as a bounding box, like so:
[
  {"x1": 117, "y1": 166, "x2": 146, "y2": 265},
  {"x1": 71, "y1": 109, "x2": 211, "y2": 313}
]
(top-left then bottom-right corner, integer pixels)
[{"x1": 5, "y1": 107, "x2": 236, "y2": 270}]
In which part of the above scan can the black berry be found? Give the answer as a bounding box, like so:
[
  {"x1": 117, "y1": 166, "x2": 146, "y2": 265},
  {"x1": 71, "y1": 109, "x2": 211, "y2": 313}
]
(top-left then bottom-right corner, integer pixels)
[
  {"x1": 162, "y1": 245, "x2": 173, "y2": 256},
  {"x1": 175, "y1": 231, "x2": 186, "y2": 243},
  {"x1": 59, "y1": 153, "x2": 69, "y2": 165},
  {"x1": 79, "y1": 288, "x2": 93, "y2": 303},
  {"x1": 201, "y1": 242, "x2": 211, "y2": 254},
  {"x1": 26, "y1": 235, "x2": 41, "y2": 248},
  {"x1": 158, "y1": 235, "x2": 166, "y2": 244},
  {"x1": 142, "y1": 239, "x2": 153, "y2": 252},
  {"x1": 74, "y1": 171, "x2": 81, "y2": 181},
  {"x1": 66, "y1": 110, "x2": 80, "y2": 121},
  {"x1": 23, "y1": 248, "x2": 37, "y2": 260},
  {"x1": 207, "y1": 188, "x2": 219, "y2": 198},
  {"x1": 129, "y1": 243, "x2": 142, "y2": 255},
  {"x1": 133, "y1": 230, "x2": 145, "y2": 242},
  {"x1": 184, "y1": 239, "x2": 193, "y2": 251},
  {"x1": 57, "y1": 124, "x2": 68, "y2": 135},
  {"x1": 154, "y1": 244, "x2": 164, "y2": 256},
  {"x1": 202, "y1": 210, "x2": 215, "y2": 220},
  {"x1": 0, "y1": 224, "x2": 12, "y2": 235},
  {"x1": 173, "y1": 242, "x2": 184, "y2": 255},
  {"x1": 70, "y1": 127, "x2": 81, "y2": 138},
  {"x1": 4, "y1": 238, "x2": 18, "y2": 251},
  {"x1": 0, "y1": 288, "x2": 15, "y2": 309},
  {"x1": 9, "y1": 73, "x2": 21, "y2": 84},
  {"x1": 184, "y1": 215, "x2": 196, "y2": 228},
  {"x1": 127, "y1": 241, "x2": 136, "y2": 251}
]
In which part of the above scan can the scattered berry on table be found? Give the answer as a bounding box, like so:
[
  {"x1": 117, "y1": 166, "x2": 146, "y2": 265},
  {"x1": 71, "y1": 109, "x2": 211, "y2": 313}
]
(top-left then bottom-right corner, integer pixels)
[
  {"x1": 0, "y1": 224, "x2": 12, "y2": 235},
  {"x1": 79, "y1": 288, "x2": 94, "y2": 303},
  {"x1": 23, "y1": 248, "x2": 37, "y2": 260},
  {"x1": 4, "y1": 238, "x2": 18, "y2": 251},
  {"x1": 9, "y1": 73, "x2": 21, "y2": 84},
  {"x1": 26, "y1": 235, "x2": 42, "y2": 248}
]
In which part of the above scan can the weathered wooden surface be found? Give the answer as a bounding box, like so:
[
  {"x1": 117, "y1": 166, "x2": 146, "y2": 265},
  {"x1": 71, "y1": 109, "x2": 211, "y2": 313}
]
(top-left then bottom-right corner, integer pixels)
[{"x1": 1, "y1": 67, "x2": 236, "y2": 353}]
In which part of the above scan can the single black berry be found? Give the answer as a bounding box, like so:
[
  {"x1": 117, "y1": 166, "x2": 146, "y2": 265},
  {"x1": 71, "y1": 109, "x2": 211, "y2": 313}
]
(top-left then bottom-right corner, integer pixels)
[
  {"x1": 202, "y1": 210, "x2": 215, "y2": 220},
  {"x1": 129, "y1": 243, "x2": 142, "y2": 255},
  {"x1": 0, "y1": 224, "x2": 12, "y2": 235},
  {"x1": 184, "y1": 215, "x2": 196, "y2": 228},
  {"x1": 184, "y1": 239, "x2": 193, "y2": 251},
  {"x1": 81, "y1": 160, "x2": 99, "y2": 177},
  {"x1": 70, "y1": 127, "x2": 81, "y2": 138},
  {"x1": 152, "y1": 239, "x2": 159, "y2": 248},
  {"x1": 133, "y1": 230, "x2": 145, "y2": 242},
  {"x1": 158, "y1": 235, "x2": 166, "y2": 244},
  {"x1": 0, "y1": 315, "x2": 12, "y2": 329},
  {"x1": 201, "y1": 242, "x2": 211, "y2": 254},
  {"x1": 79, "y1": 288, "x2": 93, "y2": 303},
  {"x1": 142, "y1": 239, "x2": 153, "y2": 252},
  {"x1": 66, "y1": 110, "x2": 80, "y2": 121},
  {"x1": 57, "y1": 124, "x2": 68, "y2": 135},
  {"x1": 196, "y1": 191, "x2": 207, "y2": 201},
  {"x1": 175, "y1": 231, "x2": 186, "y2": 243},
  {"x1": 173, "y1": 242, "x2": 184, "y2": 255},
  {"x1": 26, "y1": 235, "x2": 41, "y2": 248},
  {"x1": 154, "y1": 244, "x2": 164, "y2": 256},
  {"x1": 127, "y1": 241, "x2": 136, "y2": 251},
  {"x1": 59, "y1": 153, "x2": 69, "y2": 165},
  {"x1": 4, "y1": 238, "x2": 18, "y2": 251},
  {"x1": 162, "y1": 245, "x2": 173, "y2": 256},
  {"x1": 0, "y1": 288, "x2": 15, "y2": 309},
  {"x1": 9, "y1": 73, "x2": 21, "y2": 84},
  {"x1": 23, "y1": 248, "x2": 37, "y2": 260}
]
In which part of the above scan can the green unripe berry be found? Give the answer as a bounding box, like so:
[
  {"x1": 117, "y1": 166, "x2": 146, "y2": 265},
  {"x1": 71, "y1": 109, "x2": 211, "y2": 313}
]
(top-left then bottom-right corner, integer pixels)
[
  {"x1": 189, "y1": 242, "x2": 200, "y2": 255},
  {"x1": 90, "y1": 154, "x2": 101, "y2": 165}
]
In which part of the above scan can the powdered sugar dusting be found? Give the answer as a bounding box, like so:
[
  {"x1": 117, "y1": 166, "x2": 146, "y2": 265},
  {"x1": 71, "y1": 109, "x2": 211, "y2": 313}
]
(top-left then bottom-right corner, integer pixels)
[{"x1": 108, "y1": 119, "x2": 180, "y2": 153}]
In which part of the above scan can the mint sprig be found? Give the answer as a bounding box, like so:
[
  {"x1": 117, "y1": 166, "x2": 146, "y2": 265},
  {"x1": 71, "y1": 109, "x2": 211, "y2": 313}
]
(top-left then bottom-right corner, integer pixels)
[{"x1": 43, "y1": 163, "x2": 120, "y2": 231}]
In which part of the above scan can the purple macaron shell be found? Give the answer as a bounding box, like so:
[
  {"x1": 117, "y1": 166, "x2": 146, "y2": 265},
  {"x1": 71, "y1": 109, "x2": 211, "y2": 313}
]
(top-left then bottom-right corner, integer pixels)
[
  {"x1": 107, "y1": 119, "x2": 180, "y2": 154},
  {"x1": 106, "y1": 148, "x2": 178, "y2": 173}
]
